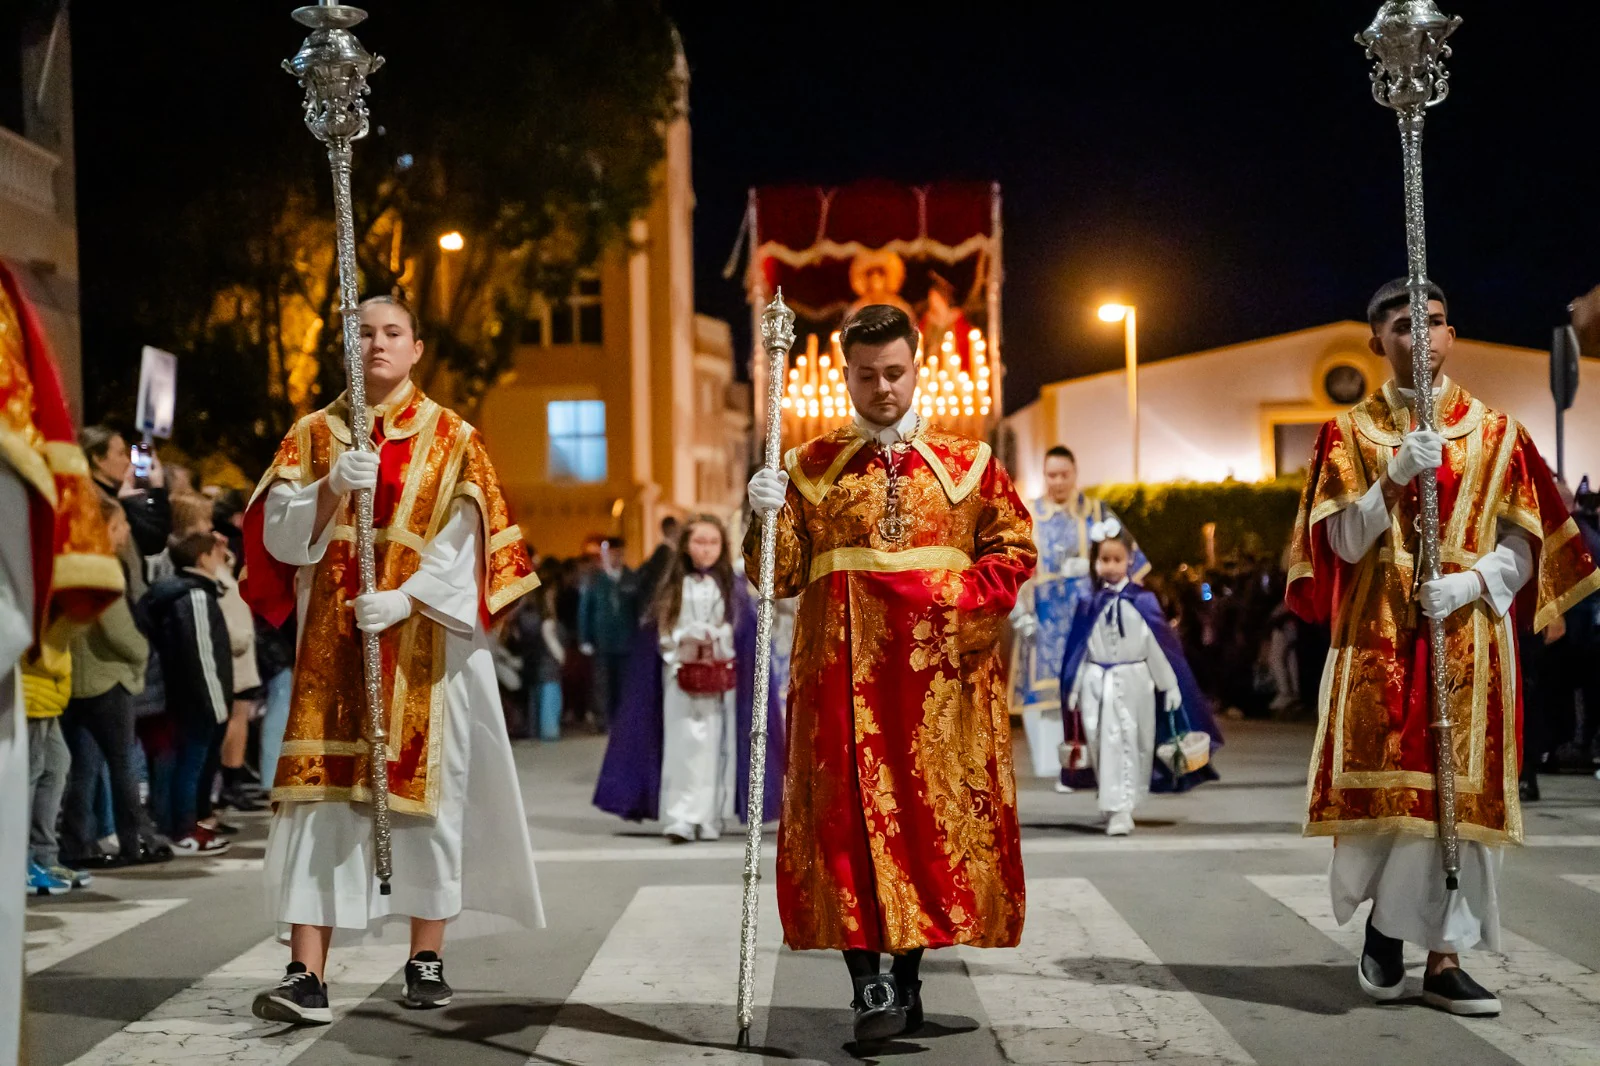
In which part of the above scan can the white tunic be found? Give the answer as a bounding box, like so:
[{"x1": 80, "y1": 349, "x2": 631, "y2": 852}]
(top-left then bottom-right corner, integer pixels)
[
  {"x1": 1322, "y1": 434, "x2": 1533, "y2": 954},
  {"x1": 261, "y1": 479, "x2": 543, "y2": 944},
  {"x1": 658, "y1": 574, "x2": 737, "y2": 839},
  {"x1": 1067, "y1": 581, "x2": 1178, "y2": 814},
  {"x1": 0, "y1": 464, "x2": 34, "y2": 1065}
]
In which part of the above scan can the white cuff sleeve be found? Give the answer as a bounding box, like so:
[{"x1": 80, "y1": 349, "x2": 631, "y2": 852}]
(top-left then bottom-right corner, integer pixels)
[
  {"x1": 263, "y1": 479, "x2": 338, "y2": 567},
  {"x1": 1324, "y1": 479, "x2": 1391, "y2": 564},
  {"x1": 1473, "y1": 525, "x2": 1536, "y2": 619},
  {"x1": 399, "y1": 499, "x2": 482, "y2": 634}
]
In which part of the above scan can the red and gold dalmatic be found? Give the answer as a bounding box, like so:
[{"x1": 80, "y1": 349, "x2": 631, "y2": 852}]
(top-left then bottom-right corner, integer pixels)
[
  {"x1": 241, "y1": 387, "x2": 538, "y2": 816},
  {"x1": 0, "y1": 261, "x2": 122, "y2": 636},
  {"x1": 1287, "y1": 379, "x2": 1599, "y2": 846},
  {"x1": 746, "y1": 422, "x2": 1036, "y2": 953}
]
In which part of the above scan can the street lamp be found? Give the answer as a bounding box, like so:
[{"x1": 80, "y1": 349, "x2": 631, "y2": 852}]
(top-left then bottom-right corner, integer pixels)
[
  {"x1": 438, "y1": 231, "x2": 464, "y2": 252},
  {"x1": 1097, "y1": 303, "x2": 1139, "y2": 482}
]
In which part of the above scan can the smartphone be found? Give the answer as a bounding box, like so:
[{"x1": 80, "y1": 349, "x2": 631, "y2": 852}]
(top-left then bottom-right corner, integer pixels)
[{"x1": 132, "y1": 441, "x2": 153, "y2": 487}]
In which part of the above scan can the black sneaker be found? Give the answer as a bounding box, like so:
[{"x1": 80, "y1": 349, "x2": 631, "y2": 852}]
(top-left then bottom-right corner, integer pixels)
[
  {"x1": 218, "y1": 788, "x2": 264, "y2": 813},
  {"x1": 1357, "y1": 915, "x2": 1406, "y2": 1002},
  {"x1": 898, "y1": 978, "x2": 923, "y2": 1035},
  {"x1": 403, "y1": 951, "x2": 453, "y2": 1009},
  {"x1": 850, "y1": 973, "x2": 905, "y2": 1044},
  {"x1": 252, "y1": 962, "x2": 332, "y2": 1025},
  {"x1": 1422, "y1": 967, "x2": 1501, "y2": 1016}
]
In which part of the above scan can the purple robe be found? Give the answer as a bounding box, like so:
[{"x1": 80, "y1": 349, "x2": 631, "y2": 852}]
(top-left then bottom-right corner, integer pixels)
[
  {"x1": 592, "y1": 579, "x2": 784, "y2": 823},
  {"x1": 1057, "y1": 583, "x2": 1222, "y2": 793}
]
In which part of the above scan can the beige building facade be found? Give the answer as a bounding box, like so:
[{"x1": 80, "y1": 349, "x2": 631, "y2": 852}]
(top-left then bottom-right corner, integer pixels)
[
  {"x1": 475, "y1": 80, "x2": 749, "y2": 563},
  {"x1": 1002, "y1": 321, "x2": 1600, "y2": 499},
  {"x1": 1, "y1": 5, "x2": 81, "y2": 417}
]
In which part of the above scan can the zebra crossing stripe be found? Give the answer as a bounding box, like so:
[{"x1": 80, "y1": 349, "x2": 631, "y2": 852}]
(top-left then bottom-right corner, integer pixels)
[
  {"x1": 960, "y1": 877, "x2": 1256, "y2": 1064},
  {"x1": 529, "y1": 884, "x2": 782, "y2": 1065},
  {"x1": 1562, "y1": 875, "x2": 1600, "y2": 895},
  {"x1": 26, "y1": 899, "x2": 187, "y2": 975},
  {"x1": 1249, "y1": 874, "x2": 1600, "y2": 1065},
  {"x1": 519, "y1": 834, "x2": 1600, "y2": 864},
  {"x1": 65, "y1": 937, "x2": 403, "y2": 1066}
]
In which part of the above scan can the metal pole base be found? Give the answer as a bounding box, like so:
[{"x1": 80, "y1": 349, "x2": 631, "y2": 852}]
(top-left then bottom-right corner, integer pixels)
[
  {"x1": 380, "y1": 882, "x2": 391, "y2": 896},
  {"x1": 1445, "y1": 875, "x2": 1459, "y2": 892},
  {"x1": 736, "y1": 1026, "x2": 751, "y2": 1049}
]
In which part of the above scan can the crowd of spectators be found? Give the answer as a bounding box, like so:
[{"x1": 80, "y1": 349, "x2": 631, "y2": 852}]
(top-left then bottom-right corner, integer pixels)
[{"x1": 23, "y1": 428, "x2": 287, "y2": 896}]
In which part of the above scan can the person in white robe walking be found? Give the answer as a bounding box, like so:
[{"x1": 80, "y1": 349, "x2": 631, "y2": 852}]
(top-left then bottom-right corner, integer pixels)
[{"x1": 244, "y1": 296, "x2": 543, "y2": 1025}]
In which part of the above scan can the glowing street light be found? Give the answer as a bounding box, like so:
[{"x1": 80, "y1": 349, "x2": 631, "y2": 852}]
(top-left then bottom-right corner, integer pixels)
[
  {"x1": 438, "y1": 230, "x2": 465, "y2": 252},
  {"x1": 1097, "y1": 302, "x2": 1140, "y2": 481}
]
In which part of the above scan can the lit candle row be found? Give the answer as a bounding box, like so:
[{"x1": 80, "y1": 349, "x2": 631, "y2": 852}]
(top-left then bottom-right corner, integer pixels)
[{"x1": 779, "y1": 326, "x2": 997, "y2": 447}]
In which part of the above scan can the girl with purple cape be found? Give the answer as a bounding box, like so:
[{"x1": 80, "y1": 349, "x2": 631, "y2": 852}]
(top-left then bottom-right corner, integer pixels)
[
  {"x1": 593, "y1": 515, "x2": 782, "y2": 841},
  {"x1": 1058, "y1": 520, "x2": 1221, "y2": 835}
]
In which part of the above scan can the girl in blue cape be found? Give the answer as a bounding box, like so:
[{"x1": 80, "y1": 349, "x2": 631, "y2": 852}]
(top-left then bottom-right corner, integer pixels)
[
  {"x1": 592, "y1": 514, "x2": 783, "y2": 841},
  {"x1": 1058, "y1": 520, "x2": 1221, "y2": 835}
]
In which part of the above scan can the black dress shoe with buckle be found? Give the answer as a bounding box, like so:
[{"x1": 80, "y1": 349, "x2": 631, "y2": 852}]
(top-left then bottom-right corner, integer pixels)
[
  {"x1": 1422, "y1": 967, "x2": 1501, "y2": 1016},
  {"x1": 898, "y1": 978, "x2": 923, "y2": 1035},
  {"x1": 1357, "y1": 915, "x2": 1406, "y2": 1002},
  {"x1": 850, "y1": 973, "x2": 905, "y2": 1044}
]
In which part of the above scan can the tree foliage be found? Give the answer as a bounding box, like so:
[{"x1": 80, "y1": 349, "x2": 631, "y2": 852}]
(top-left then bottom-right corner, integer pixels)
[{"x1": 107, "y1": 3, "x2": 681, "y2": 471}]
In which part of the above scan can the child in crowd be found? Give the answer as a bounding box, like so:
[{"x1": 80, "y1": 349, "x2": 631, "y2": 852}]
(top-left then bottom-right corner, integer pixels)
[
  {"x1": 1059, "y1": 521, "x2": 1220, "y2": 835},
  {"x1": 23, "y1": 635, "x2": 79, "y2": 893},
  {"x1": 592, "y1": 514, "x2": 781, "y2": 842},
  {"x1": 143, "y1": 532, "x2": 235, "y2": 856},
  {"x1": 515, "y1": 584, "x2": 567, "y2": 741}
]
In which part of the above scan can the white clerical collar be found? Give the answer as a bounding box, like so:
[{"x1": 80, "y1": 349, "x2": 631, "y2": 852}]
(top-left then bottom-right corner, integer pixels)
[
  {"x1": 853, "y1": 406, "x2": 921, "y2": 447},
  {"x1": 1394, "y1": 375, "x2": 1451, "y2": 402}
]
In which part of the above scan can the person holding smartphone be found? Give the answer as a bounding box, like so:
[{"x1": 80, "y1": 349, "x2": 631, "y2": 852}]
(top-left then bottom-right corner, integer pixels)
[{"x1": 80, "y1": 426, "x2": 172, "y2": 559}]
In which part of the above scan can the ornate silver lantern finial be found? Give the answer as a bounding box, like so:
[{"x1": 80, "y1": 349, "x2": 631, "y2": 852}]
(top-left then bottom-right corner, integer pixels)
[
  {"x1": 1358, "y1": 0, "x2": 1461, "y2": 113},
  {"x1": 283, "y1": 4, "x2": 385, "y2": 149},
  {"x1": 761, "y1": 287, "x2": 796, "y2": 355}
]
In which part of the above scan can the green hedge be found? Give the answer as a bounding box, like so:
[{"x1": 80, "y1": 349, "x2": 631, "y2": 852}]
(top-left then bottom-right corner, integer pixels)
[{"x1": 1087, "y1": 475, "x2": 1307, "y2": 572}]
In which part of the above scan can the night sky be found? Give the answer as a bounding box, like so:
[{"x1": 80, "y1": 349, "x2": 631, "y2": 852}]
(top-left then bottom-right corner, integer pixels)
[{"x1": 73, "y1": 2, "x2": 1600, "y2": 418}]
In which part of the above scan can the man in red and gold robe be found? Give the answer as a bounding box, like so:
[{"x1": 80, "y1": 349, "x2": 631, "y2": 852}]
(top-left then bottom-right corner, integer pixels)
[
  {"x1": 242, "y1": 296, "x2": 542, "y2": 1025},
  {"x1": 1287, "y1": 279, "x2": 1599, "y2": 1017},
  {"x1": 746, "y1": 303, "x2": 1035, "y2": 1043},
  {"x1": 0, "y1": 261, "x2": 123, "y2": 1063}
]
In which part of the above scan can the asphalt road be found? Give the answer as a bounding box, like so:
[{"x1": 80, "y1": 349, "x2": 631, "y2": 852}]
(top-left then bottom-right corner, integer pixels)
[{"x1": 24, "y1": 720, "x2": 1600, "y2": 1065}]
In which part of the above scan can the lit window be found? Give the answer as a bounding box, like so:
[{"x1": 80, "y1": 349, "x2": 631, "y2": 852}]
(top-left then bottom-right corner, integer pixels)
[{"x1": 548, "y1": 400, "x2": 607, "y2": 483}]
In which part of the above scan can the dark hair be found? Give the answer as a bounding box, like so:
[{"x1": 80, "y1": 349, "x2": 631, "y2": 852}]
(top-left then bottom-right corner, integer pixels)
[
  {"x1": 660, "y1": 515, "x2": 681, "y2": 537},
  {"x1": 79, "y1": 425, "x2": 119, "y2": 463},
  {"x1": 839, "y1": 304, "x2": 920, "y2": 362},
  {"x1": 359, "y1": 294, "x2": 420, "y2": 337},
  {"x1": 1045, "y1": 445, "x2": 1076, "y2": 464},
  {"x1": 651, "y1": 514, "x2": 734, "y2": 635},
  {"x1": 603, "y1": 535, "x2": 626, "y2": 551},
  {"x1": 1367, "y1": 277, "x2": 1448, "y2": 333},
  {"x1": 1089, "y1": 526, "x2": 1137, "y2": 569},
  {"x1": 212, "y1": 488, "x2": 245, "y2": 527},
  {"x1": 169, "y1": 531, "x2": 220, "y2": 571}
]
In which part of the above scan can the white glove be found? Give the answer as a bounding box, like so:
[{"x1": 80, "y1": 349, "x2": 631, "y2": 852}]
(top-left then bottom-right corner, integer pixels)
[
  {"x1": 1388, "y1": 429, "x2": 1444, "y2": 486},
  {"x1": 1062, "y1": 556, "x2": 1091, "y2": 579},
  {"x1": 1163, "y1": 688, "x2": 1182, "y2": 713},
  {"x1": 1418, "y1": 571, "x2": 1483, "y2": 620},
  {"x1": 748, "y1": 468, "x2": 789, "y2": 516},
  {"x1": 353, "y1": 590, "x2": 413, "y2": 633},
  {"x1": 1013, "y1": 614, "x2": 1039, "y2": 640},
  {"x1": 328, "y1": 449, "x2": 381, "y2": 496}
]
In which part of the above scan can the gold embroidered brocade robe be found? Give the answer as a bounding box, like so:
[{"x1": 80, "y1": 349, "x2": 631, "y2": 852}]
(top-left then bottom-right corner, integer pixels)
[
  {"x1": 1287, "y1": 380, "x2": 1599, "y2": 846},
  {"x1": 745, "y1": 423, "x2": 1037, "y2": 953},
  {"x1": 241, "y1": 388, "x2": 538, "y2": 816}
]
